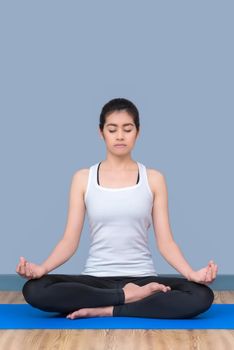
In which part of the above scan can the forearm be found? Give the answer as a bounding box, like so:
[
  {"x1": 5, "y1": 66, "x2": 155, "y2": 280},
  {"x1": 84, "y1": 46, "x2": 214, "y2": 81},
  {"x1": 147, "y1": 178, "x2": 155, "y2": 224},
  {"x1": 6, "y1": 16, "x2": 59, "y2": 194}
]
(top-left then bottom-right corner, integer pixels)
[
  {"x1": 41, "y1": 239, "x2": 77, "y2": 274},
  {"x1": 159, "y1": 240, "x2": 194, "y2": 279}
]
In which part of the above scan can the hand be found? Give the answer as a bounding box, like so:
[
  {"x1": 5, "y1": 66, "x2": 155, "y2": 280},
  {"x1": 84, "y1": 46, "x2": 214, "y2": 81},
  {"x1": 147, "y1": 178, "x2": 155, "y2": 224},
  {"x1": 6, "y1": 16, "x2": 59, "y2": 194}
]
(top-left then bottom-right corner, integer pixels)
[
  {"x1": 187, "y1": 260, "x2": 218, "y2": 285},
  {"x1": 16, "y1": 256, "x2": 47, "y2": 280}
]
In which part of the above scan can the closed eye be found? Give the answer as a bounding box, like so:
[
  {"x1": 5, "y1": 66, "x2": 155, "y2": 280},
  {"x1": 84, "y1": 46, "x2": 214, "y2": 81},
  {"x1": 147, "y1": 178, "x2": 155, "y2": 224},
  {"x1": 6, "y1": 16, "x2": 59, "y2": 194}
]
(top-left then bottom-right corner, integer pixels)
[{"x1": 109, "y1": 130, "x2": 132, "y2": 133}]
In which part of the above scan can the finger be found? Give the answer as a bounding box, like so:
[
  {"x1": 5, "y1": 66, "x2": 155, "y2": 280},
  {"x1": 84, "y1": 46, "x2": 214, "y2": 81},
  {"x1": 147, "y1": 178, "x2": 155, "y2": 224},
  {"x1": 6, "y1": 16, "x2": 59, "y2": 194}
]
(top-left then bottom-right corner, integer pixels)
[
  {"x1": 209, "y1": 263, "x2": 217, "y2": 279},
  {"x1": 19, "y1": 262, "x2": 25, "y2": 275},
  {"x1": 204, "y1": 266, "x2": 211, "y2": 283},
  {"x1": 206, "y1": 266, "x2": 212, "y2": 282},
  {"x1": 25, "y1": 263, "x2": 31, "y2": 277},
  {"x1": 208, "y1": 266, "x2": 214, "y2": 282},
  {"x1": 213, "y1": 265, "x2": 218, "y2": 278},
  {"x1": 21, "y1": 261, "x2": 27, "y2": 275},
  {"x1": 25, "y1": 263, "x2": 33, "y2": 277},
  {"x1": 19, "y1": 257, "x2": 27, "y2": 275},
  {"x1": 20, "y1": 257, "x2": 27, "y2": 265},
  {"x1": 16, "y1": 263, "x2": 21, "y2": 273},
  {"x1": 211, "y1": 265, "x2": 216, "y2": 279},
  {"x1": 31, "y1": 269, "x2": 38, "y2": 279},
  {"x1": 16, "y1": 264, "x2": 23, "y2": 275},
  {"x1": 208, "y1": 262, "x2": 214, "y2": 278}
]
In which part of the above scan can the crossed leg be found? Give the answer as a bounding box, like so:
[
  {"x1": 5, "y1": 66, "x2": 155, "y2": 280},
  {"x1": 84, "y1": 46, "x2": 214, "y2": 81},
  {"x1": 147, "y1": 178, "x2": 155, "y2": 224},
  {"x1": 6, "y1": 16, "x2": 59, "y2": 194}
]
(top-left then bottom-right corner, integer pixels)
[
  {"x1": 67, "y1": 281, "x2": 171, "y2": 319},
  {"x1": 22, "y1": 274, "x2": 214, "y2": 319}
]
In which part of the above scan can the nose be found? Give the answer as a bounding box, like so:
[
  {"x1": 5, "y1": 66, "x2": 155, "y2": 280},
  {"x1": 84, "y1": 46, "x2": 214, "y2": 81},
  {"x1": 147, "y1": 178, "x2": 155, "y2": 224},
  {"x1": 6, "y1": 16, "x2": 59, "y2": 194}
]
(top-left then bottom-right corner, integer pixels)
[{"x1": 116, "y1": 131, "x2": 124, "y2": 140}]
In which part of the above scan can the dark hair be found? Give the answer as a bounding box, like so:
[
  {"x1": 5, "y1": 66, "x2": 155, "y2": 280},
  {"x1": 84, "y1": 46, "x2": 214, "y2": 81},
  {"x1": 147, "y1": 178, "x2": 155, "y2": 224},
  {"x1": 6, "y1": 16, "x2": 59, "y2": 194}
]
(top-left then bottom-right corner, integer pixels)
[{"x1": 99, "y1": 98, "x2": 140, "y2": 132}]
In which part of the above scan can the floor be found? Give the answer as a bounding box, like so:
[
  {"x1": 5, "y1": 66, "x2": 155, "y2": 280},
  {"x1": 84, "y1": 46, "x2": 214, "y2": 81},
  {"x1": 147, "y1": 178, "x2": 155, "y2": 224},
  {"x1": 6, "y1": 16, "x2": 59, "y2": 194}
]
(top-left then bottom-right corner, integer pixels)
[{"x1": 0, "y1": 290, "x2": 234, "y2": 349}]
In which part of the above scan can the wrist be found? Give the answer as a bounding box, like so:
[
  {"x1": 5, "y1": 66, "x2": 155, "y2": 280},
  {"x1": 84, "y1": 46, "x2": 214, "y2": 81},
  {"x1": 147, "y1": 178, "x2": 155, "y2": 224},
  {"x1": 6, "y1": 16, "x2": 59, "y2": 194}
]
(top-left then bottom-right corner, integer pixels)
[
  {"x1": 185, "y1": 269, "x2": 195, "y2": 281},
  {"x1": 41, "y1": 263, "x2": 49, "y2": 274}
]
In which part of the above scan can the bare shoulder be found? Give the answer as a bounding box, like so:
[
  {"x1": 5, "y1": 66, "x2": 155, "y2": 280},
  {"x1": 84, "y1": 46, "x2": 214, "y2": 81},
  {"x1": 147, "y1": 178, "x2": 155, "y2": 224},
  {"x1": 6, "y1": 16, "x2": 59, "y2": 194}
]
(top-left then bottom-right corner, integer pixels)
[
  {"x1": 72, "y1": 168, "x2": 90, "y2": 198},
  {"x1": 146, "y1": 167, "x2": 166, "y2": 199},
  {"x1": 73, "y1": 168, "x2": 90, "y2": 178}
]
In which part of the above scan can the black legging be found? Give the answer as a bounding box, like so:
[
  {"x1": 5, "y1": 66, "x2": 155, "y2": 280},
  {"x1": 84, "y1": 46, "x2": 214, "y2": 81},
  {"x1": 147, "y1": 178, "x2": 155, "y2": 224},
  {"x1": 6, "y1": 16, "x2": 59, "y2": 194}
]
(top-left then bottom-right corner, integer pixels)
[{"x1": 22, "y1": 274, "x2": 214, "y2": 319}]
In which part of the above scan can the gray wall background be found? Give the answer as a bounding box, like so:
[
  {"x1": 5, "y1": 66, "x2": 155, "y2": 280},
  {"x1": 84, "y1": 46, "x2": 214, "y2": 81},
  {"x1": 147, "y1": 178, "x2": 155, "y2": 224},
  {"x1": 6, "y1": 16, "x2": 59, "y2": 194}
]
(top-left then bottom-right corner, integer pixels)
[{"x1": 0, "y1": 1, "x2": 233, "y2": 275}]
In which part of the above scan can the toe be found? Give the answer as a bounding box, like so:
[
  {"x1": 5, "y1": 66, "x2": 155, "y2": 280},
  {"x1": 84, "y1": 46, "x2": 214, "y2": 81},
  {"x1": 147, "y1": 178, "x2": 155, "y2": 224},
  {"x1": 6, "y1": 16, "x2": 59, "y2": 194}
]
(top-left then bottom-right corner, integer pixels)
[{"x1": 67, "y1": 310, "x2": 79, "y2": 319}]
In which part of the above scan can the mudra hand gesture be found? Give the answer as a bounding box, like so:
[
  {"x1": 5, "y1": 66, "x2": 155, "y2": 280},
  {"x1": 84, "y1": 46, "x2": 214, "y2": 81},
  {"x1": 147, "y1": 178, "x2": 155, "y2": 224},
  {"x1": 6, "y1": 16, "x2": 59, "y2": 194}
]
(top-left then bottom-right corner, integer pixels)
[
  {"x1": 188, "y1": 260, "x2": 218, "y2": 285},
  {"x1": 16, "y1": 256, "x2": 46, "y2": 280}
]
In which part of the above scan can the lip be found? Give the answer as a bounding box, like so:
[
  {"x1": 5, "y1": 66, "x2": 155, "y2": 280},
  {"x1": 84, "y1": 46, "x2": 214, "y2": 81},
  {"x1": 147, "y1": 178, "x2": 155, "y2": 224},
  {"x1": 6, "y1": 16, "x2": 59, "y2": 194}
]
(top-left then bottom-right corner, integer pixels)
[{"x1": 114, "y1": 144, "x2": 127, "y2": 147}]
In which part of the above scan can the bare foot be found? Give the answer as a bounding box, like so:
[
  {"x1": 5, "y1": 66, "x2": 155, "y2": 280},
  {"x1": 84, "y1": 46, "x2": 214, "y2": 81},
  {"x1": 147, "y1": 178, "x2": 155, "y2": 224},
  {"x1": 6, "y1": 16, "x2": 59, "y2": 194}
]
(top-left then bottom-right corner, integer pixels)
[
  {"x1": 122, "y1": 282, "x2": 171, "y2": 304},
  {"x1": 67, "y1": 305, "x2": 114, "y2": 320}
]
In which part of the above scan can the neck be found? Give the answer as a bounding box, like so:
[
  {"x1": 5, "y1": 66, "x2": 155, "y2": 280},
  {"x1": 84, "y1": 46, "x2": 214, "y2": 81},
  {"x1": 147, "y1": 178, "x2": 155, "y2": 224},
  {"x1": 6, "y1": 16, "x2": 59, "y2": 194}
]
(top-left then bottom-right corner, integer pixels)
[{"x1": 101, "y1": 156, "x2": 137, "y2": 171}]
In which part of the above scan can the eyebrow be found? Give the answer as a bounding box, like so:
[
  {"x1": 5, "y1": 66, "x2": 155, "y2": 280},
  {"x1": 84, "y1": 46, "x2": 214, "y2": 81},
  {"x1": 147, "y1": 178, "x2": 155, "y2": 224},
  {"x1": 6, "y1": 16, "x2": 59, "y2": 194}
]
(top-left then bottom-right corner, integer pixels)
[{"x1": 106, "y1": 123, "x2": 134, "y2": 127}]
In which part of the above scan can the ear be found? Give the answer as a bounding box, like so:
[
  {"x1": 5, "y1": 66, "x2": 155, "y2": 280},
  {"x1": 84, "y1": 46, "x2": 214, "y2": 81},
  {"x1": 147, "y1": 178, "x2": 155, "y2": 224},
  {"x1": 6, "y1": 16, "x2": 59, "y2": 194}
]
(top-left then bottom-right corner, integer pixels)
[
  {"x1": 99, "y1": 128, "x2": 104, "y2": 139},
  {"x1": 136, "y1": 128, "x2": 140, "y2": 139}
]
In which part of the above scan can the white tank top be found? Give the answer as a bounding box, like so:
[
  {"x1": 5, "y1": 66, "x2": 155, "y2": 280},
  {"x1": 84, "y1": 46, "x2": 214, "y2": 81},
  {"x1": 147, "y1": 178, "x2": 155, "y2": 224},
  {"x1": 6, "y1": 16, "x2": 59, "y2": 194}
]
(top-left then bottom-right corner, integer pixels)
[{"x1": 81, "y1": 161, "x2": 158, "y2": 277}]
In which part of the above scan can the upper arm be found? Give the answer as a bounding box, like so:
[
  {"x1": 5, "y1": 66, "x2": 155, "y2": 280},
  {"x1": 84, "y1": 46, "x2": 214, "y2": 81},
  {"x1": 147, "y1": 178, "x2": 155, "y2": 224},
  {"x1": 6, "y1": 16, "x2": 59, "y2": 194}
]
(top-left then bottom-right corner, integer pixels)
[
  {"x1": 62, "y1": 169, "x2": 87, "y2": 249},
  {"x1": 151, "y1": 170, "x2": 175, "y2": 250}
]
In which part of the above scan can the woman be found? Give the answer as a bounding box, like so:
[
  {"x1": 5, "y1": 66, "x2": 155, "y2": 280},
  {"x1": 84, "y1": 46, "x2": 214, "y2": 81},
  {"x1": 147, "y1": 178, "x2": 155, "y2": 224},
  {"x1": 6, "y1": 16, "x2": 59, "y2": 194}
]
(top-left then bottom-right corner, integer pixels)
[{"x1": 16, "y1": 98, "x2": 218, "y2": 320}]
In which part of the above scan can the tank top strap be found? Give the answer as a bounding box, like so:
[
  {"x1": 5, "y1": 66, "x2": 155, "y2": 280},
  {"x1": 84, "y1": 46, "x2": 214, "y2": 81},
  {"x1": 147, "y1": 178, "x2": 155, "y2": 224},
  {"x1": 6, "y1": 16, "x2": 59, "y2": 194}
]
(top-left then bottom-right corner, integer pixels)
[
  {"x1": 138, "y1": 162, "x2": 154, "y2": 199},
  {"x1": 84, "y1": 163, "x2": 96, "y2": 203}
]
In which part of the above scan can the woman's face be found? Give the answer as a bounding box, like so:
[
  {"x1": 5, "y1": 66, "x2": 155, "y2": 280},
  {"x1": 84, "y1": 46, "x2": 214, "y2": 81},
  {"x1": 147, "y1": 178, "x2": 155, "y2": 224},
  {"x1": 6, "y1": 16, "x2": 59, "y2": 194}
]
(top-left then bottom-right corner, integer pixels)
[{"x1": 99, "y1": 110, "x2": 139, "y2": 155}]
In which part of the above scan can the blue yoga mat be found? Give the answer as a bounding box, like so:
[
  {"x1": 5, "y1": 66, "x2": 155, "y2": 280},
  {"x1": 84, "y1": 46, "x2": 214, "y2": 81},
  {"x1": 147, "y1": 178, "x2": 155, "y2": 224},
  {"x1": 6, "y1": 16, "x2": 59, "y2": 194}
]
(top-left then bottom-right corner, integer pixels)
[{"x1": 0, "y1": 304, "x2": 234, "y2": 329}]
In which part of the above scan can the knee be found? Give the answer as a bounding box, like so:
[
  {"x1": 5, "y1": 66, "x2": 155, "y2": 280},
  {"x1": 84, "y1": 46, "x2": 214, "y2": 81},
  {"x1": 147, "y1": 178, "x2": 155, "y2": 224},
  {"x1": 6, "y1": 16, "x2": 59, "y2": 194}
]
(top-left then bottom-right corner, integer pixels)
[
  {"x1": 22, "y1": 279, "x2": 38, "y2": 306},
  {"x1": 22, "y1": 276, "x2": 48, "y2": 307},
  {"x1": 194, "y1": 283, "x2": 214, "y2": 312}
]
